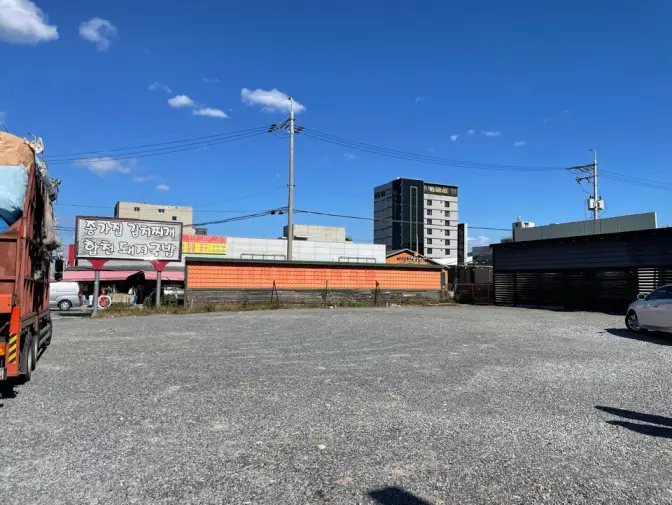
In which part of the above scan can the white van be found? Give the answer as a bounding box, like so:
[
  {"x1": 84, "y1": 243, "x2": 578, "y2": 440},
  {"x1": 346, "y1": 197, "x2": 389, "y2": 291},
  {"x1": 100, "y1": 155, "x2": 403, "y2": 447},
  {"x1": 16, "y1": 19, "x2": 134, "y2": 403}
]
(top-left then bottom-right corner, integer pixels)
[{"x1": 49, "y1": 282, "x2": 84, "y2": 311}]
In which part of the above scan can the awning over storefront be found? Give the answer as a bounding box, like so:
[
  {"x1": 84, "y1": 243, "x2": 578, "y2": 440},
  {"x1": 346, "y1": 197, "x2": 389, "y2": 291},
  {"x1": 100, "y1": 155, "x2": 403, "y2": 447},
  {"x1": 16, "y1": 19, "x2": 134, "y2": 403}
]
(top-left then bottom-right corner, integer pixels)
[
  {"x1": 62, "y1": 269, "x2": 184, "y2": 282},
  {"x1": 62, "y1": 270, "x2": 142, "y2": 282},
  {"x1": 145, "y1": 271, "x2": 184, "y2": 282}
]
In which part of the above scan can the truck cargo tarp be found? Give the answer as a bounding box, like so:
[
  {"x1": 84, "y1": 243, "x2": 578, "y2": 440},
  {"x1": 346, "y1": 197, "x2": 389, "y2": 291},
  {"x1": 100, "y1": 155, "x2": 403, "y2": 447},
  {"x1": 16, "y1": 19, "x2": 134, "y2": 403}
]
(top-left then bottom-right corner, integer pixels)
[
  {"x1": 0, "y1": 132, "x2": 34, "y2": 168},
  {"x1": 0, "y1": 164, "x2": 28, "y2": 231}
]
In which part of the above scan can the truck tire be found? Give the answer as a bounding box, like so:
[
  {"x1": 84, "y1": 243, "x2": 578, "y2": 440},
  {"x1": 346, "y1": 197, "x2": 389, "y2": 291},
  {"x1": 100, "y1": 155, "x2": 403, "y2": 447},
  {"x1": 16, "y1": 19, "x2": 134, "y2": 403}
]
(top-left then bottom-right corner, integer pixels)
[
  {"x1": 32, "y1": 333, "x2": 39, "y2": 368},
  {"x1": 20, "y1": 335, "x2": 35, "y2": 382},
  {"x1": 58, "y1": 300, "x2": 72, "y2": 311}
]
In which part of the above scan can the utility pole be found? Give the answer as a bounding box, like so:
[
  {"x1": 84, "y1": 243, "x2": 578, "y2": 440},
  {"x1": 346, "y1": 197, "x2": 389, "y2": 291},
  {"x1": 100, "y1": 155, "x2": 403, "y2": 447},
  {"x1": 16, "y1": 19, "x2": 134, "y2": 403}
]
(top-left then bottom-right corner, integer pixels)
[
  {"x1": 287, "y1": 97, "x2": 295, "y2": 261},
  {"x1": 566, "y1": 149, "x2": 604, "y2": 221},
  {"x1": 590, "y1": 148, "x2": 598, "y2": 220},
  {"x1": 267, "y1": 99, "x2": 304, "y2": 261}
]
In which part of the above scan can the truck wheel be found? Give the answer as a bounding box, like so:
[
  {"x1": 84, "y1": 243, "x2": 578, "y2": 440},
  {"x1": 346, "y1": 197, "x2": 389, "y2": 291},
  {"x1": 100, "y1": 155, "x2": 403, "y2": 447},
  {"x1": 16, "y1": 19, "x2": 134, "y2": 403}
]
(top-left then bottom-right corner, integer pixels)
[
  {"x1": 58, "y1": 300, "x2": 72, "y2": 311},
  {"x1": 20, "y1": 336, "x2": 35, "y2": 382},
  {"x1": 32, "y1": 333, "x2": 39, "y2": 368}
]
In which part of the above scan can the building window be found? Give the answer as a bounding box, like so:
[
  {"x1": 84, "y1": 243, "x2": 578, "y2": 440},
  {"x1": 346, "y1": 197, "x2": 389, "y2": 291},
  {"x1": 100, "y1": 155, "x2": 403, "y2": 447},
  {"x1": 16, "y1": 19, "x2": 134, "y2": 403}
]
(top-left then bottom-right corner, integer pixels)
[
  {"x1": 445, "y1": 230, "x2": 450, "y2": 236},
  {"x1": 158, "y1": 209, "x2": 165, "y2": 214},
  {"x1": 427, "y1": 248, "x2": 433, "y2": 254},
  {"x1": 427, "y1": 228, "x2": 432, "y2": 235},
  {"x1": 172, "y1": 216, "x2": 177, "y2": 221},
  {"x1": 444, "y1": 201, "x2": 450, "y2": 208},
  {"x1": 426, "y1": 199, "x2": 432, "y2": 206},
  {"x1": 445, "y1": 239, "x2": 450, "y2": 245},
  {"x1": 445, "y1": 249, "x2": 451, "y2": 255},
  {"x1": 427, "y1": 209, "x2": 433, "y2": 216},
  {"x1": 133, "y1": 207, "x2": 140, "y2": 212},
  {"x1": 427, "y1": 238, "x2": 433, "y2": 245},
  {"x1": 445, "y1": 211, "x2": 451, "y2": 217},
  {"x1": 426, "y1": 219, "x2": 432, "y2": 225}
]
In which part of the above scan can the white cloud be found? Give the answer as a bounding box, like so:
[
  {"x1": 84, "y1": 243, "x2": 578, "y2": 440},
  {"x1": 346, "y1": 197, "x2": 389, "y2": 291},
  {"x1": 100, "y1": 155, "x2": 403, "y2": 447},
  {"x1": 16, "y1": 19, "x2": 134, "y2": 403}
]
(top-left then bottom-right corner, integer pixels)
[
  {"x1": 0, "y1": 0, "x2": 58, "y2": 45},
  {"x1": 343, "y1": 153, "x2": 359, "y2": 160},
  {"x1": 468, "y1": 235, "x2": 490, "y2": 247},
  {"x1": 562, "y1": 109, "x2": 571, "y2": 114},
  {"x1": 427, "y1": 148, "x2": 436, "y2": 152},
  {"x1": 168, "y1": 94, "x2": 194, "y2": 108},
  {"x1": 467, "y1": 129, "x2": 475, "y2": 135},
  {"x1": 75, "y1": 157, "x2": 137, "y2": 176},
  {"x1": 155, "y1": 184, "x2": 170, "y2": 192},
  {"x1": 201, "y1": 77, "x2": 220, "y2": 84},
  {"x1": 450, "y1": 134, "x2": 459, "y2": 142},
  {"x1": 79, "y1": 17, "x2": 117, "y2": 51},
  {"x1": 513, "y1": 141, "x2": 526, "y2": 147},
  {"x1": 193, "y1": 107, "x2": 228, "y2": 119},
  {"x1": 482, "y1": 131, "x2": 501, "y2": 137},
  {"x1": 148, "y1": 82, "x2": 172, "y2": 94},
  {"x1": 241, "y1": 88, "x2": 305, "y2": 114},
  {"x1": 415, "y1": 95, "x2": 425, "y2": 104},
  {"x1": 132, "y1": 175, "x2": 158, "y2": 183}
]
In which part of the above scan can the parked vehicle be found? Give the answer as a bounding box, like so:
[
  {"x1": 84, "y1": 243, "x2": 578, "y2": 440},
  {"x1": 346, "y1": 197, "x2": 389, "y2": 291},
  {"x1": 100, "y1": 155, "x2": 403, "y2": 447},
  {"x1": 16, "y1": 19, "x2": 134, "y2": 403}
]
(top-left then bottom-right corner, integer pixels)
[
  {"x1": 49, "y1": 282, "x2": 84, "y2": 311},
  {"x1": 625, "y1": 284, "x2": 672, "y2": 333},
  {"x1": 0, "y1": 132, "x2": 60, "y2": 381},
  {"x1": 163, "y1": 285, "x2": 184, "y2": 302}
]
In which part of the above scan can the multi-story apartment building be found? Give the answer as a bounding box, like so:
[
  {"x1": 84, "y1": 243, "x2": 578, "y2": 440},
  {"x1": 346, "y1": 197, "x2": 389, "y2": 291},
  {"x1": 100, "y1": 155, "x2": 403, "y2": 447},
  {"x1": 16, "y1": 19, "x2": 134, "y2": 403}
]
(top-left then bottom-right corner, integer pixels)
[
  {"x1": 373, "y1": 178, "x2": 458, "y2": 261},
  {"x1": 114, "y1": 201, "x2": 195, "y2": 235}
]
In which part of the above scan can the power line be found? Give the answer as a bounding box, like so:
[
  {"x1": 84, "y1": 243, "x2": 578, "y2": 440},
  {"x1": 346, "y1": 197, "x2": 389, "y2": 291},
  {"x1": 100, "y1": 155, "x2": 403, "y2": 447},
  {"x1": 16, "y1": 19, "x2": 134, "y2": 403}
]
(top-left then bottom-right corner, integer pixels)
[
  {"x1": 294, "y1": 208, "x2": 510, "y2": 231},
  {"x1": 47, "y1": 130, "x2": 267, "y2": 165},
  {"x1": 303, "y1": 128, "x2": 672, "y2": 193},
  {"x1": 187, "y1": 207, "x2": 287, "y2": 228},
  {"x1": 46, "y1": 126, "x2": 268, "y2": 159},
  {"x1": 192, "y1": 185, "x2": 286, "y2": 209},
  {"x1": 55, "y1": 208, "x2": 287, "y2": 232},
  {"x1": 56, "y1": 186, "x2": 287, "y2": 213},
  {"x1": 302, "y1": 129, "x2": 563, "y2": 172}
]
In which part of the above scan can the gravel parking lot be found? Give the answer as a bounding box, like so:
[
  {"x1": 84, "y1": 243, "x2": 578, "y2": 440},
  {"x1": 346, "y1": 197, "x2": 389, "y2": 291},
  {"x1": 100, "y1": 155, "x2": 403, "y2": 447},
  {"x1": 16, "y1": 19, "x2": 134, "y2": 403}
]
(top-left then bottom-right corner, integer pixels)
[{"x1": 2, "y1": 306, "x2": 671, "y2": 504}]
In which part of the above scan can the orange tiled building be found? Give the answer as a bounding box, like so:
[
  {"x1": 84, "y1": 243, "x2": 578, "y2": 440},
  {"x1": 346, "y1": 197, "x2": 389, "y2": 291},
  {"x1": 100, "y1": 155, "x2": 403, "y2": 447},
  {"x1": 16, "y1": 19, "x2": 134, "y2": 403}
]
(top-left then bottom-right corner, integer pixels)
[{"x1": 185, "y1": 258, "x2": 446, "y2": 305}]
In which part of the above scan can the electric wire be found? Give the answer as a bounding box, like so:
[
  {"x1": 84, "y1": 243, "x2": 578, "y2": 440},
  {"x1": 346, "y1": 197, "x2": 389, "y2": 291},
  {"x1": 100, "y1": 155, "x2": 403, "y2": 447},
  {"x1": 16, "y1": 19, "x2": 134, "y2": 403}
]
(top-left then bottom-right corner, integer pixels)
[
  {"x1": 47, "y1": 130, "x2": 267, "y2": 165},
  {"x1": 47, "y1": 126, "x2": 268, "y2": 159}
]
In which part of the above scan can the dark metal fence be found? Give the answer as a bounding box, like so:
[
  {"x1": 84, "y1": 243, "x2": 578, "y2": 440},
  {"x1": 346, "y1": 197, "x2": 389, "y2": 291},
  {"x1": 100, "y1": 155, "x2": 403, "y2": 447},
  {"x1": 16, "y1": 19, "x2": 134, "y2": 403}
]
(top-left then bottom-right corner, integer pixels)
[
  {"x1": 492, "y1": 228, "x2": 672, "y2": 313},
  {"x1": 455, "y1": 283, "x2": 493, "y2": 305}
]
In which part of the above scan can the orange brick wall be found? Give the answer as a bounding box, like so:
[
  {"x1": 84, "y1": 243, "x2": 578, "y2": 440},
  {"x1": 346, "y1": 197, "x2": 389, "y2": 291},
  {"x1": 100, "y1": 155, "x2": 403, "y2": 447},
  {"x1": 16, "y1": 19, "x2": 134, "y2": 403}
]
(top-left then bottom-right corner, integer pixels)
[{"x1": 188, "y1": 263, "x2": 442, "y2": 290}]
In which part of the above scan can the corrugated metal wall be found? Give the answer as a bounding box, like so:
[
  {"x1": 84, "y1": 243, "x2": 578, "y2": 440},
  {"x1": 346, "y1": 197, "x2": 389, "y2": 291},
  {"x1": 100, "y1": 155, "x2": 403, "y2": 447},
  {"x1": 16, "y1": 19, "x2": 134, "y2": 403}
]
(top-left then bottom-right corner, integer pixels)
[{"x1": 492, "y1": 228, "x2": 672, "y2": 313}]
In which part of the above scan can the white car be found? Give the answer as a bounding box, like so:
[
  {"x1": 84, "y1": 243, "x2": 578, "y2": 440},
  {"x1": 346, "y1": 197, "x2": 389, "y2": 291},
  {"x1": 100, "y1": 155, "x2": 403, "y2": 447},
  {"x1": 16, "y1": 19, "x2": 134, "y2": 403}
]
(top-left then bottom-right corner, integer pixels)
[{"x1": 625, "y1": 284, "x2": 672, "y2": 333}]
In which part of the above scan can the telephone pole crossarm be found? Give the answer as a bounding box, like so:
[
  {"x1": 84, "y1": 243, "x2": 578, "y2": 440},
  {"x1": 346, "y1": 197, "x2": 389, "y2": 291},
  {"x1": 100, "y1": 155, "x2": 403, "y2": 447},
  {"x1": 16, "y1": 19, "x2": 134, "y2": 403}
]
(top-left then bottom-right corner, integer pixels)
[{"x1": 566, "y1": 150, "x2": 602, "y2": 220}]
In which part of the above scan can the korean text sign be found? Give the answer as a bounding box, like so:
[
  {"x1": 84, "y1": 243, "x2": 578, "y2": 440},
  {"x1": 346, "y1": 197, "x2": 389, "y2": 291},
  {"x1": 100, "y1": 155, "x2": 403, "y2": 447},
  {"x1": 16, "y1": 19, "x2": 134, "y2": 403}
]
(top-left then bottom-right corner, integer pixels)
[{"x1": 75, "y1": 217, "x2": 183, "y2": 261}]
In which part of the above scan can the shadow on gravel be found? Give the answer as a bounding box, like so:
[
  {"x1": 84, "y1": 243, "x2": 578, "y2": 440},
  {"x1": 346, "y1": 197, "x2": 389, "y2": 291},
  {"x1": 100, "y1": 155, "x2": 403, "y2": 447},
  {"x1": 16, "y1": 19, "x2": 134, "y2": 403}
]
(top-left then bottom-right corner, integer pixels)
[
  {"x1": 0, "y1": 378, "x2": 25, "y2": 408},
  {"x1": 55, "y1": 310, "x2": 92, "y2": 318},
  {"x1": 603, "y1": 328, "x2": 672, "y2": 346},
  {"x1": 596, "y1": 406, "x2": 672, "y2": 439},
  {"x1": 369, "y1": 487, "x2": 434, "y2": 505}
]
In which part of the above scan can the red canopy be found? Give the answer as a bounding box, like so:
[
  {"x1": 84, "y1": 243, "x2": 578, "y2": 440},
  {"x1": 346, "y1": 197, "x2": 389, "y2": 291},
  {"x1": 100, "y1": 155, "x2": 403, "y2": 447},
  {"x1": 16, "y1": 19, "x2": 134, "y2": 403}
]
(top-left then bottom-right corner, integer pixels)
[{"x1": 62, "y1": 270, "x2": 184, "y2": 282}]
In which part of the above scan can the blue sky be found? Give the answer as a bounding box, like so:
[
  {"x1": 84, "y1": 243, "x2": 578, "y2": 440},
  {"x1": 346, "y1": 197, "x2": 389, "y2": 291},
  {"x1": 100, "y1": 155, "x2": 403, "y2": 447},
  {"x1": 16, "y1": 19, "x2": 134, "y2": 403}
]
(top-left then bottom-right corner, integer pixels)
[{"x1": 1, "y1": 0, "x2": 671, "y2": 247}]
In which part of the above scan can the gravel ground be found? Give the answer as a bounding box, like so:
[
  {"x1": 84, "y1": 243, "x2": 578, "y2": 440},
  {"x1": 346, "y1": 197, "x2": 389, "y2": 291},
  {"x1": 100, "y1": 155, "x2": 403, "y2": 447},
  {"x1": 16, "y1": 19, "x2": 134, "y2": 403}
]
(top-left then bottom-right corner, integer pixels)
[{"x1": 2, "y1": 306, "x2": 672, "y2": 505}]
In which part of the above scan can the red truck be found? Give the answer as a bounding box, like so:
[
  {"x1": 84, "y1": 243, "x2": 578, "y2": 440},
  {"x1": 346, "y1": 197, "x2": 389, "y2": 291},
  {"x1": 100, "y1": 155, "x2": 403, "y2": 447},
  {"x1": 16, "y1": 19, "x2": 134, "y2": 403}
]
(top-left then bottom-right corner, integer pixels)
[{"x1": 0, "y1": 132, "x2": 60, "y2": 382}]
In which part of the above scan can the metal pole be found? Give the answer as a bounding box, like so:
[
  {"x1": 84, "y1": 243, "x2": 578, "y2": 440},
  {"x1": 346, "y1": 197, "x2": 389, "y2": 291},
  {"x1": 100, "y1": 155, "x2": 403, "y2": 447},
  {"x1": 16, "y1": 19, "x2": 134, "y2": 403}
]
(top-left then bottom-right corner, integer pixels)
[
  {"x1": 92, "y1": 270, "x2": 100, "y2": 316},
  {"x1": 592, "y1": 149, "x2": 598, "y2": 220},
  {"x1": 155, "y1": 271, "x2": 162, "y2": 307},
  {"x1": 287, "y1": 97, "x2": 295, "y2": 261}
]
